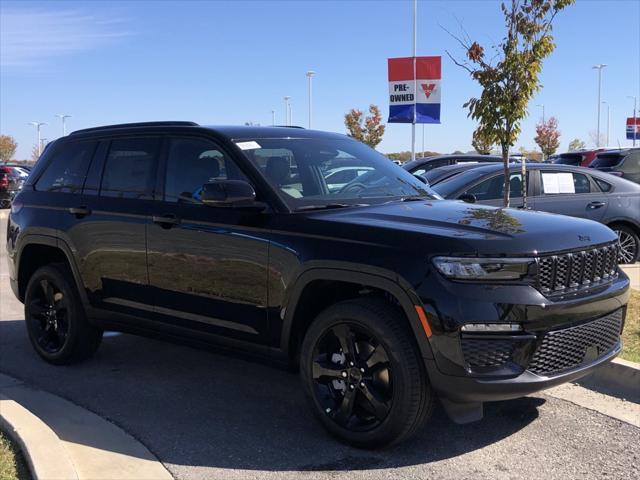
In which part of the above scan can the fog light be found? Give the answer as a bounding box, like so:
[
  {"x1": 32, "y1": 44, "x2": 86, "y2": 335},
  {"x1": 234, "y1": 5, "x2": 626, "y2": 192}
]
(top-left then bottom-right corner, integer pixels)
[{"x1": 461, "y1": 323, "x2": 522, "y2": 332}]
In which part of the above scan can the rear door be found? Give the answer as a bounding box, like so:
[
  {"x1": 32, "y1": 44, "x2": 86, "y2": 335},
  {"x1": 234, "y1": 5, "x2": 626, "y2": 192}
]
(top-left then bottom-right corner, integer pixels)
[
  {"x1": 60, "y1": 136, "x2": 161, "y2": 319},
  {"x1": 530, "y1": 170, "x2": 609, "y2": 221},
  {"x1": 146, "y1": 135, "x2": 270, "y2": 345}
]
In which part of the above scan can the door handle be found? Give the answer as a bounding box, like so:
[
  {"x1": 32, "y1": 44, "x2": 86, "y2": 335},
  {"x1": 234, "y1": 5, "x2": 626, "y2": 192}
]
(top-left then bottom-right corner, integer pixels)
[
  {"x1": 587, "y1": 201, "x2": 606, "y2": 209},
  {"x1": 152, "y1": 214, "x2": 181, "y2": 228},
  {"x1": 68, "y1": 206, "x2": 91, "y2": 217}
]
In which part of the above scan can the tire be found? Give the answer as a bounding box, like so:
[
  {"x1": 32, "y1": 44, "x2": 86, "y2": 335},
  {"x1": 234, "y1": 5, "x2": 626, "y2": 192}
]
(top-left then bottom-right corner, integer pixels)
[
  {"x1": 300, "y1": 298, "x2": 434, "y2": 448},
  {"x1": 24, "y1": 263, "x2": 103, "y2": 365},
  {"x1": 612, "y1": 225, "x2": 639, "y2": 264}
]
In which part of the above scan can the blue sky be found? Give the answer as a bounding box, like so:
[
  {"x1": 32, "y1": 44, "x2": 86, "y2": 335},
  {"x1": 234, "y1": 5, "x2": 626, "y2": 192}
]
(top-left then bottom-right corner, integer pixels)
[{"x1": 1, "y1": 0, "x2": 639, "y2": 159}]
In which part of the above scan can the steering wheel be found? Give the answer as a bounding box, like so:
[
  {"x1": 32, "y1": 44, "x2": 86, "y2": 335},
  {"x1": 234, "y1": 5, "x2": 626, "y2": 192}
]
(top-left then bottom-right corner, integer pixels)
[{"x1": 339, "y1": 182, "x2": 368, "y2": 195}]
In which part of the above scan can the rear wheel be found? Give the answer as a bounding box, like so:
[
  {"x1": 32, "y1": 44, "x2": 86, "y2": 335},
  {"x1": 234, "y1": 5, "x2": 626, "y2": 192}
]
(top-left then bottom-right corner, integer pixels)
[
  {"x1": 24, "y1": 264, "x2": 103, "y2": 365},
  {"x1": 612, "y1": 225, "x2": 639, "y2": 264},
  {"x1": 300, "y1": 298, "x2": 434, "y2": 448}
]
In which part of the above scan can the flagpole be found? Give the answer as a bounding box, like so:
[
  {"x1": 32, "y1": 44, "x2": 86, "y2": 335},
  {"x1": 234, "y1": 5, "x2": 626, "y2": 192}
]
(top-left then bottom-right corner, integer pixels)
[{"x1": 411, "y1": 0, "x2": 417, "y2": 162}]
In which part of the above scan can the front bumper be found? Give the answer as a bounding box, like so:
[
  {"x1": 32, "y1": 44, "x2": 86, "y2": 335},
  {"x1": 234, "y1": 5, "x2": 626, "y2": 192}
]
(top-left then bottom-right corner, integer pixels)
[{"x1": 416, "y1": 270, "x2": 629, "y2": 418}]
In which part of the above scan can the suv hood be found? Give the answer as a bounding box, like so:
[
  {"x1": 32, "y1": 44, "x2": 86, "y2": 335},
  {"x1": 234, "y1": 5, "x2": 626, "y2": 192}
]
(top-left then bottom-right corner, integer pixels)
[{"x1": 309, "y1": 199, "x2": 617, "y2": 256}]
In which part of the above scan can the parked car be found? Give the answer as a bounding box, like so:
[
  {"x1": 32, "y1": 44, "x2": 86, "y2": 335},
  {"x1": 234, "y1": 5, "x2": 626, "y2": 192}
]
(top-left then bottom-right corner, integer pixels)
[
  {"x1": 422, "y1": 163, "x2": 489, "y2": 186},
  {"x1": 589, "y1": 149, "x2": 640, "y2": 184},
  {"x1": 0, "y1": 166, "x2": 26, "y2": 208},
  {"x1": 323, "y1": 166, "x2": 374, "y2": 192},
  {"x1": 7, "y1": 122, "x2": 630, "y2": 448},
  {"x1": 402, "y1": 154, "x2": 513, "y2": 177},
  {"x1": 431, "y1": 163, "x2": 640, "y2": 263},
  {"x1": 4, "y1": 163, "x2": 32, "y2": 173},
  {"x1": 552, "y1": 149, "x2": 605, "y2": 168}
]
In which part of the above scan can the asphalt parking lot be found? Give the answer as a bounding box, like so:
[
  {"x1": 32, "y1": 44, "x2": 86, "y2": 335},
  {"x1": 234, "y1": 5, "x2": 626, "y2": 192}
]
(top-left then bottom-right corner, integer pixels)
[{"x1": 1, "y1": 212, "x2": 639, "y2": 480}]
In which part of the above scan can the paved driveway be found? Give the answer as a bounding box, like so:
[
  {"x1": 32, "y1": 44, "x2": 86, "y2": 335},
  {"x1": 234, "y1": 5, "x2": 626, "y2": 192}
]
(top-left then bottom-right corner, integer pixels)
[{"x1": 1, "y1": 212, "x2": 639, "y2": 480}]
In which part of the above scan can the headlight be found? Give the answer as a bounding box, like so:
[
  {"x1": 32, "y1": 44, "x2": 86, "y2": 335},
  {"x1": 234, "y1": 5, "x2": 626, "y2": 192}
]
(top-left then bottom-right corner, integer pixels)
[{"x1": 433, "y1": 257, "x2": 534, "y2": 281}]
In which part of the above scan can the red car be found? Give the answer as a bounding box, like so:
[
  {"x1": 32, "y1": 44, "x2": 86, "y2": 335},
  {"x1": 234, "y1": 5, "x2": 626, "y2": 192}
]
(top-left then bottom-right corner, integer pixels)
[{"x1": 552, "y1": 148, "x2": 606, "y2": 167}]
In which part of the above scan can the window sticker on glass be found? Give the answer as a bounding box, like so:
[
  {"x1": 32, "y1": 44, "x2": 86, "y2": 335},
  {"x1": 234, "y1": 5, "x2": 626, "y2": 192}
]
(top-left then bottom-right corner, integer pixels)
[
  {"x1": 541, "y1": 173, "x2": 560, "y2": 194},
  {"x1": 542, "y1": 172, "x2": 576, "y2": 194},
  {"x1": 235, "y1": 141, "x2": 261, "y2": 150}
]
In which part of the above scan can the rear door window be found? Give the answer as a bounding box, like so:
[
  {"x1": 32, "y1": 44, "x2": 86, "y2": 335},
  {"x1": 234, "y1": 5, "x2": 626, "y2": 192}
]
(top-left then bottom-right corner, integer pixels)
[
  {"x1": 35, "y1": 141, "x2": 97, "y2": 193},
  {"x1": 100, "y1": 138, "x2": 160, "y2": 199},
  {"x1": 540, "y1": 171, "x2": 591, "y2": 194}
]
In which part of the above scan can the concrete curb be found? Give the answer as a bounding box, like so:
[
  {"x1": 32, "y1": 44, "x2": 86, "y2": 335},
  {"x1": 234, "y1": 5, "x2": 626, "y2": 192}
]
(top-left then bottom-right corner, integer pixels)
[
  {"x1": 578, "y1": 357, "x2": 640, "y2": 403},
  {"x1": 620, "y1": 263, "x2": 639, "y2": 290},
  {"x1": 0, "y1": 373, "x2": 173, "y2": 480},
  {"x1": 0, "y1": 395, "x2": 78, "y2": 480}
]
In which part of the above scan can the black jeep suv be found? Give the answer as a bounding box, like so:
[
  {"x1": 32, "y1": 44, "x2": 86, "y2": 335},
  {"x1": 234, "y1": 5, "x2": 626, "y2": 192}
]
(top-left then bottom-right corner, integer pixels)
[{"x1": 6, "y1": 122, "x2": 630, "y2": 448}]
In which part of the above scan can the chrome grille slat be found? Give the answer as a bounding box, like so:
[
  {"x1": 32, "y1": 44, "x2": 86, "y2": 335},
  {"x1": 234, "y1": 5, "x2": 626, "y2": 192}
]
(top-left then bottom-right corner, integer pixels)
[{"x1": 537, "y1": 243, "x2": 618, "y2": 296}]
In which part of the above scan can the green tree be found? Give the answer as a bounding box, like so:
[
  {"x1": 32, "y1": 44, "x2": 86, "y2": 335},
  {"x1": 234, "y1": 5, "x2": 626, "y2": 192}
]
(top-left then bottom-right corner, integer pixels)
[
  {"x1": 447, "y1": 0, "x2": 573, "y2": 206},
  {"x1": 344, "y1": 104, "x2": 385, "y2": 148},
  {"x1": 568, "y1": 138, "x2": 586, "y2": 151},
  {"x1": 534, "y1": 116, "x2": 561, "y2": 159},
  {"x1": 471, "y1": 128, "x2": 494, "y2": 154},
  {"x1": 0, "y1": 135, "x2": 17, "y2": 163}
]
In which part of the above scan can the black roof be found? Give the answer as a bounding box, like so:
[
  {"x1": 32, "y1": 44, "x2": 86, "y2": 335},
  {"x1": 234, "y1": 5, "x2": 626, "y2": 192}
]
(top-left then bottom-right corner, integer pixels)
[{"x1": 68, "y1": 121, "x2": 347, "y2": 141}]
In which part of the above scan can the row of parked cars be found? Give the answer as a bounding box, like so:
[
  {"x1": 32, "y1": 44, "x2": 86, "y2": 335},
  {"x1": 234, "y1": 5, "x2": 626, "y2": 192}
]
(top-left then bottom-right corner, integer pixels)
[
  {"x1": 401, "y1": 149, "x2": 640, "y2": 263},
  {"x1": 0, "y1": 164, "x2": 31, "y2": 208}
]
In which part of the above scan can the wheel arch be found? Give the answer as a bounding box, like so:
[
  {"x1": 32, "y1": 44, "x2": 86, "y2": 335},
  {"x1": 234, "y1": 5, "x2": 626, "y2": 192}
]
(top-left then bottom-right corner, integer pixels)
[
  {"x1": 16, "y1": 235, "x2": 88, "y2": 306},
  {"x1": 280, "y1": 265, "x2": 434, "y2": 366}
]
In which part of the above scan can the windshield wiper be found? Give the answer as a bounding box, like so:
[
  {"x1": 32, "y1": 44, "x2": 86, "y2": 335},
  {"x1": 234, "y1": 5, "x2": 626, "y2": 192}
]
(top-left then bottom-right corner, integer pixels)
[{"x1": 294, "y1": 203, "x2": 367, "y2": 212}]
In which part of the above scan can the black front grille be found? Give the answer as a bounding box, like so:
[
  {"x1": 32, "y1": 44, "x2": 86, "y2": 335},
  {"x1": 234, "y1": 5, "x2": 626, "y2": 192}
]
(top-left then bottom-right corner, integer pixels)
[
  {"x1": 461, "y1": 339, "x2": 515, "y2": 368},
  {"x1": 528, "y1": 309, "x2": 623, "y2": 376},
  {"x1": 537, "y1": 243, "x2": 618, "y2": 295}
]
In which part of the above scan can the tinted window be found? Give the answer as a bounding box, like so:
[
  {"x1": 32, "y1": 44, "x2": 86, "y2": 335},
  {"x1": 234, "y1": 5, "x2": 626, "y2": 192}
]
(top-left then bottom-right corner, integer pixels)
[
  {"x1": 540, "y1": 171, "x2": 590, "y2": 194},
  {"x1": 553, "y1": 153, "x2": 583, "y2": 166},
  {"x1": 35, "y1": 141, "x2": 96, "y2": 193},
  {"x1": 101, "y1": 138, "x2": 160, "y2": 199},
  {"x1": 464, "y1": 173, "x2": 524, "y2": 201},
  {"x1": 164, "y1": 137, "x2": 249, "y2": 203},
  {"x1": 621, "y1": 152, "x2": 639, "y2": 172},
  {"x1": 590, "y1": 154, "x2": 624, "y2": 168}
]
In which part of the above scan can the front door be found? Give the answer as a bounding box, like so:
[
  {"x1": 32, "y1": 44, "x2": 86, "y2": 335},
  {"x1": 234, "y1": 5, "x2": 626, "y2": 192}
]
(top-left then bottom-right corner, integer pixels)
[{"x1": 147, "y1": 136, "x2": 270, "y2": 344}]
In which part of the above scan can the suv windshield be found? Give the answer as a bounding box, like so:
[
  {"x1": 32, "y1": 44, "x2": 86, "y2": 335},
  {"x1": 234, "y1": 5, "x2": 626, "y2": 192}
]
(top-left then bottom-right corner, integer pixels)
[{"x1": 237, "y1": 136, "x2": 438, "y2": 209}]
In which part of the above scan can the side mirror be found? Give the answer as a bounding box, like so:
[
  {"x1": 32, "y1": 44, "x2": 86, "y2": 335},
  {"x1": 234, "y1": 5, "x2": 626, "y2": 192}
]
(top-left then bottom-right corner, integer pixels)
[
  {"x1": 458, "y1": 193, "x2": 477, "y2": 204},
  {"x1": 201, "y1": 180, "x2": 257, "y2": 207}
]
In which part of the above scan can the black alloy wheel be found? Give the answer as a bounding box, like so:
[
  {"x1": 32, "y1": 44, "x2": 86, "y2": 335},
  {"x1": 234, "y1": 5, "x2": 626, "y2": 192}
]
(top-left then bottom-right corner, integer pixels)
[
  {"x1": 25, "y1": 264, "x2": 103, "y2": 365},
  {"x1": 311, "y1": 323, "x2": 393, "y2": 431},
  {"x1": 27, "y1": 278, "x2": 70, "y2": 354},
  {"x1": 300, "y1": 298, "x2": 434, "y2": 448}
]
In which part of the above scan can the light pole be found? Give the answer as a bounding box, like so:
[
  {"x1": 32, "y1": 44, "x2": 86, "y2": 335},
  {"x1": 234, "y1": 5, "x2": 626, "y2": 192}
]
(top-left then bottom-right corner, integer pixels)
[
  {"x1": 271, "y1": 110, "x2": 276, "y2": 126},
  {"x1": 592, "y1": 64, "x2": 607, "y2": 147},
  {"x1": 27, "y1": 122, "x2": 47, "y2": 156},
  {"x1": 601, "y1": 101, "x2": 610, "y2": 147},
  {"x1": 536, "y1": 104, "x2": 545, "y2": 124},
  {"x1": 55, "y1": 114, "x2": 71, "y2": 136},
  {"x1": 306, "y1": 70, "x2": 316, "y2": 129},
  {"x1": 628, "y1": 95, "x2": 638, "y2": 146},
  {"x1": 283, "y1": 96, "x2": 291, "y2": 126}
]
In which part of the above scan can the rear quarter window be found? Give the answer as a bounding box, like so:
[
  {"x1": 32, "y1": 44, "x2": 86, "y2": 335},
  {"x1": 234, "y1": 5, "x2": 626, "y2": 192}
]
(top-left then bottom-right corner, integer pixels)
[{"x1": 35, "y1": 141, "x2": 97, "y2": 193}]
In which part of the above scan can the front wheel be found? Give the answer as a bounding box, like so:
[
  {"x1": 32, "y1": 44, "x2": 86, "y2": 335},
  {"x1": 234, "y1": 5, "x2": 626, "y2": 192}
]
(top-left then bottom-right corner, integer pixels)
[
  {"x1": 300, "y1": 298, "x2": 434, "y2": 448},
  {"x1": 613, "y1": 225, "x2": 639, "y2": 264}
]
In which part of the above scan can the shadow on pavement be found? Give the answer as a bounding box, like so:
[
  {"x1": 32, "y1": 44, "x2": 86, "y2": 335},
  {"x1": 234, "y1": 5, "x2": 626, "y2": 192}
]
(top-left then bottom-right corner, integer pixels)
[{"x1": 0, "y1": 318, "x2": 544, "y2": 472}]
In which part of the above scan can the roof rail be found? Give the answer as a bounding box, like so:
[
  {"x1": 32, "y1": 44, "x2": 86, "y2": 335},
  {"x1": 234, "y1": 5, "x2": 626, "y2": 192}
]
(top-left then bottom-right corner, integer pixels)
[
  {"x1": 70, "y1": 121, "x2": 199, "y2": 136},
  {"x1": 273, "y1": 125, "x2": 305, "y2": 129}
]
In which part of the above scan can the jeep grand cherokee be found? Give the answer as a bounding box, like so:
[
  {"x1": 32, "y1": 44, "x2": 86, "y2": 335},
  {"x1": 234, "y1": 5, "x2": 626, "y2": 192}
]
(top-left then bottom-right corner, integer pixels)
[{"x1": 6, "y1": 122, "x2": 630, "y2": 447}]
